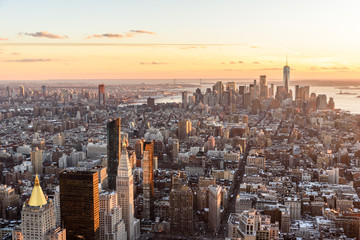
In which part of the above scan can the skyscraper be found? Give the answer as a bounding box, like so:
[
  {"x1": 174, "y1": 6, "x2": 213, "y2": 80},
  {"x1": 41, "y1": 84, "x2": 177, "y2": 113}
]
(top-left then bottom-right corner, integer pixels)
[
  {"x1": 21, "y1": 175, "x2": 59, "y2": 240},
  {"x1": 31, "y1": 147, "x2": 43, "y2": 174},
  {"x1": 99, "y1": 84, "x2": 105, "y2": 106},
  {"x1": 212, "y1": 81, "x2": 224, "y2": 105},
  {"x1": 169, "y1": 185, "x2": 193, "y2": 236},
  {"x1": 116, "y1": 141, "x2": 135, "y2": 240},
  {"x1": 259, "y1": 75, "x2": 268, "y2": 99},
  {"x1": 181, "y1": 91, "x2": 188, "y2": 108},
  {"x1": 107, "y1": 118, "x2": 121, "y2": 190},
  {"x1": 208, "y1": 185, "x2": 221, "y2": 234},
  {"x1": 60, "y1": 170, "x2": 100, "y2": 240},
  {"x1": 19, "y1": 85, "x2": 25, "y2": 97},
  {"x1": 99, "y1": 191, "x2": 127, "y2": 240},
  {"x1": 142, "y1": 141, "x2": 154, "y2": 222},
  {"x1": 178, "y1": 119, "x2": 191, "y2": 140},
  {"x1": 283, "y1": 58, "x2": 290, "y2": 94}
]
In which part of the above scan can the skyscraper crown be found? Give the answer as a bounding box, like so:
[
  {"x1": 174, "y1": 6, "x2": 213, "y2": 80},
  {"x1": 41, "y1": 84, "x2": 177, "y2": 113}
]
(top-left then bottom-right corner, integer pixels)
[{"x1": 28, "y1": 174, "x2": 47, "y2": 207}]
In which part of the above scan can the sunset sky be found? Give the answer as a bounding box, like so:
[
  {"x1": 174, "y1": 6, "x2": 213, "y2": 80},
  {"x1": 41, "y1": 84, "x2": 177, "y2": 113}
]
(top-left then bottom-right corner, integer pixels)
[{"x1": 0, "y1": 0, "x2": 360, "y2": 81}]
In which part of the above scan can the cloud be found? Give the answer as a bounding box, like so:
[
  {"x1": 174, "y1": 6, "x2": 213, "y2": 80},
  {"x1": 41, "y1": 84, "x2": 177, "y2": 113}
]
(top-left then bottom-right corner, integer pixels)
[
  {"x1": 87, "y1": 30, "x2": 155, "y2": 39},
  {"x1": 0, "y1": 38, "x2": 8, "y2": 41},
  {"x1": 6, "y1": 58, "x2": 54, "y2": 63},
  {"x1": 259, "y1": 68, "x2": 282, "y2": 70},
  {"x1": 89, "y1": 33, "x2": 128, "y2": 39},
  {"x1": 11, "y1": 52, "x2": 20, "y2": 55},
  {"x1": 222, "y1": 61, "x2": 243, "y2": 64},
  {"x1": 130, "y1": 30, "x2": 155, "y2": 35},
  {"x1": 21, "y1": 31, "x2": 67, "y2": 39},
  {"x1": 223, "y1": 69, "x2": 241, "y2": 71},
  {"x1": 250, "y1": 45, "x2": 259, "y2": 48},
  {"x1": 252, "y1": 61, "x2": 260, "y2": 64},
  {"x1": 140, "y1": 62, "x2": 167, "y2": 65}
]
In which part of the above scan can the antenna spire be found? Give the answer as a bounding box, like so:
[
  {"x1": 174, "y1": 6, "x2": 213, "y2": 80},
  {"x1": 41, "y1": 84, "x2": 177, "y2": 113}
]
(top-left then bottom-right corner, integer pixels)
[{"x1": 286, "y1": 55, "x2": 288, "y2": 66}]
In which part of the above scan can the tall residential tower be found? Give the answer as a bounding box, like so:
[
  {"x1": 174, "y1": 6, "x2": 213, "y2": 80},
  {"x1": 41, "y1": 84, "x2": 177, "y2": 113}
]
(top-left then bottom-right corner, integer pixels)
[{"x1": 107, "y1": 118, "x2": 121, "y2": 190}]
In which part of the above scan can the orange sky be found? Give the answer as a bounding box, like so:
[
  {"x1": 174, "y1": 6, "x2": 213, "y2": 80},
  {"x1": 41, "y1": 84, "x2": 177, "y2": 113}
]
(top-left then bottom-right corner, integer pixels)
[{"x1": 0, "y1": 0, "x2": 360, "y2": 81}]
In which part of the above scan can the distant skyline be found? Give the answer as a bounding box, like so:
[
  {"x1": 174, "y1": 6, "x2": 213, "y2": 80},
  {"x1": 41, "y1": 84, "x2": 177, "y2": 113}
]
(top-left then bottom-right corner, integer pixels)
[{"x1": 0, "y1": 0, "x2": 360, "y2": 81}]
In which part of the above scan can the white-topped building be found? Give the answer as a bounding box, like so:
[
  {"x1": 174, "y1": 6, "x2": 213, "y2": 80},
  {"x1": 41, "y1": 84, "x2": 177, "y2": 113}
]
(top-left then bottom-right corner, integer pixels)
[
  {"x1": 21, "y1": 175, "x2": 66, "y2": 240},
  {"x1": 99, "y1": 191, "x2": 126, "y2": 240},
  {"x1": 116, "y1": 142, "x2": 135, "y2": 240}
]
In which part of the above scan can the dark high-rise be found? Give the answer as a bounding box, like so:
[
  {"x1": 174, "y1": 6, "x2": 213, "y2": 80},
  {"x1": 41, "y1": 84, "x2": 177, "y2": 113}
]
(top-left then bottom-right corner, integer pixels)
[
  {"x1": 98, "y1": 84, "x2": 105, "y2": 106},
  {"x1": 107, "y1": 118, "x2": 121, "y2": 190},
  {"x1": 59, "y1": 170, "x2": 100, "y2": 240}
]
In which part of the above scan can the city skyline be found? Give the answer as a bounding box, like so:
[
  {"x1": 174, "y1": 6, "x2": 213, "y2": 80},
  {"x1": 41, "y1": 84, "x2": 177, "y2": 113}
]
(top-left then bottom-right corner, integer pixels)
[{"x1": 0, "y1": 0, "x2": 360, "y2": 81}]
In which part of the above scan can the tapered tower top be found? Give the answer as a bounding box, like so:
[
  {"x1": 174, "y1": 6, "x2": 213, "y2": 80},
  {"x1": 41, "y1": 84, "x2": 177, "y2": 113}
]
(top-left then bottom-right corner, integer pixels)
[{"x1": 28, "y1": 174, "x2": 47, "y2": 207}]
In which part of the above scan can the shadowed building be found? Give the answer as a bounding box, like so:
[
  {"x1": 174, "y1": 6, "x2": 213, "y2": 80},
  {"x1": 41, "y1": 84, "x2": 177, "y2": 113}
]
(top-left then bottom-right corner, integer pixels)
[
  {"x1": 60, "y1": 170, "x2": 100, "y2": 240},
  {"x1": 170, "y1": 185, "x2": 193, "y2": 236},
  {"x1": 107, "y1": 118, "x2": 121, "y2": 191}
]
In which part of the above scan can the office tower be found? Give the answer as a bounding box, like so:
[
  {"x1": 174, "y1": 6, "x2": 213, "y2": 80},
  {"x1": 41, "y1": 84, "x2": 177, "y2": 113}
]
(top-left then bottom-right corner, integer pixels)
[
  {"x1": 316, "y1": 94, "x2": 327, "y2": 110},
  {"x1": 99, "y1": 84, "x2": 105, "y2": 106},
  {"x1": 270, "y1": 83, "x2": 274, "y2": 98},
  {"x1": 107, "y1": 118, "x2": 121, "y2": 191},
  {"x1": 6, "y1": 86, "x2": 10, "y2": 98},
  {"x1": 60, "y1": 170, "x2": 100, "y2": 240},
  {"x1": 223, "y1": 91, "x2": 232, "y2": 110},
  {"x1": 208, "y1": 185, "x2": 221, "y2": 234},
  {"x1": 153, "y1": 140, "x2": 164, "y2": 161},
  {"x1": 259, "y1": 75, "x2": 268, "y2": 99},
  {"x1": 147, "y1": 97, "x2": 155, "y2": 111},
  {"x1": 142, "y1": 141, "x2": 154, "y2": 222},
  {"x1": 116, "y1": 142, "x2": 135, "y2": 240},
  {"x1": 212, "y1": 81, "x2": 224, "y2": 104},
  {"x1": 41, "y1": 85, "x2": 46, "y2": 96},
  {"x1": 171, "y1": 139, "x2": 179, "y2": 162},
  {"x1": 275, "y1": 86, "x2": 287, "y2": 101},
  {"x1": 194, "y1": 88, "x2": 203, "y2": 105},
  {"x1": 169, "y1": 185, "x2": 193, "y2": 235},
  {"x1": 182, "y1": 91, "x2": 188, "y2": 108},
  {"x1": 21, "y1": 175, "x2": 56, "y2": 239},
  {"x1": 99, "y1": 191, "x2": 127, "y2": 240},
  {"x1": 19, "y1": 85, "x2": 25, "y2": 97},
  {"x1": 178, "y1": 119, "x2": 191, "y2": 140},
  {"x1": 328, "y1": 97, "x2": 335, "y2": 110},
  {"x1": 283, "y1": 58, "x2": 290, "y2": 94},
  {"x1": 135, "y1": 139, "x2": 144, "y2": 160},
  {"x1": 31, "y1": 147, "x2": 43, "y2": 174}
]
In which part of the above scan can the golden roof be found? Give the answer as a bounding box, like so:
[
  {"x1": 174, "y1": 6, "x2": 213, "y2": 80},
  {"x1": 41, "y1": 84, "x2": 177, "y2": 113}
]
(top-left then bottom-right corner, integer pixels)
[{"x1": 28, "y1": 174, "x2": 47, "y2": 207}]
